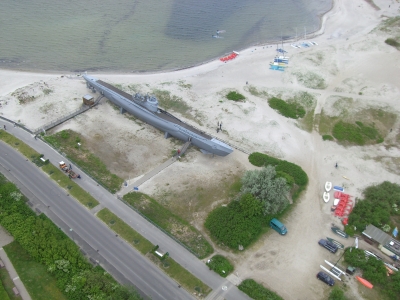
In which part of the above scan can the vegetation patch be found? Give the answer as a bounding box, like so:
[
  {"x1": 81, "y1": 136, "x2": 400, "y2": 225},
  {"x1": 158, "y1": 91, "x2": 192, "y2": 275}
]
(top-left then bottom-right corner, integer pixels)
[
  {"x1": 152, "y1": 89, "x2": 192, "y2": 119},
  {"x1": 332, "y1": 120, "x2": 382, "y2": 145},
  {"x1": 0, "y1": 130, "x2": 39, "y2": 159},
  {"x1": 148, "y1": 254, "x2": 211, "y2": 297},
  {"x1": 4, "y1": 241, "x2": 67, "y2": 300},
  {"x1": 248, "y1": 152, "x2": 308, "y2": 187},
  {"x1": 0, "y1": 176, "x2": 141, "y2": 299},
  {"x1": 344, "y1": 248, "x2": 400, "y2": 299},
  {"x1": 206, "y1": 255, "x2": 234, "y2": 277},
  {"x1": 44, "y1": 129, "x2": 123, "y2": 193},
  {"x1": 292, "y1": 71, "x2": 327, "y2": 89},
  {"x1": 385, "y1": 38, "x2": 400, "y2": 49},
  {"x1": 123, "y1": 192, "x2": 213, "y2": 258},
  {"x1": 328, "y1": 287, "x2": 348, "y2": 300},
  {"x1": 238, "y1": 279, "x2": 283, "y2": 300},
  {"x1": 205, "y1": 194, "x2": 264, "y2": 250},
  {"x1": 268, "y1": 97, "x2": 305, "y2": 119},
  {"x1": 346, "y1": 181, "x2": 400, "y2": 236},
  {"x1": 226, "y1": 91, "x2": 245, "y2": 102},
  {"x1": 322, "y1": 134, "x2": 334, "y2": 141},
  {"x1": 0, "y1": 268, "x2": 13, "y2": 300},
  {"x1": 97, "y1": 208, "x2": 153, "y2": 255},
  {"x1": 41, "y1": 164, "x2": 99, "y2": 208}
]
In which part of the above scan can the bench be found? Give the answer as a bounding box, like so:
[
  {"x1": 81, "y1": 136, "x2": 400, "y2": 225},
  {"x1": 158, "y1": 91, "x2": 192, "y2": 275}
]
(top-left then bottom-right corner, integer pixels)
[{"x1": 13, "y1": 287, "x2": 19, "y2": 295}]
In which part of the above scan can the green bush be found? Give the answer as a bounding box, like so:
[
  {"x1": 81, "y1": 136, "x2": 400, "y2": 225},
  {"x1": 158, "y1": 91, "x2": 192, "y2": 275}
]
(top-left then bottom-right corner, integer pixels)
[
  {"x1": 238, "y1": 279, "x2": 283, "y2": 300},
  {"x1": 329, "y1": 286, "x2": 348, "y2": 300},
  {"x1": 248, "y1": 152, "x2": 308, "y2": 186},
  {"x1": 332, "y1": 121, "x2": 382, "y2": 145},
  {"x1": 268, "y1": 97, "x2": 306, "y2": 119},
  {"x1": 385, "y1": 38, "x2": 400, "y2": 48},
  {"x1": 276, "y1": 171, "x2": 294, "y2": 187},
  {"x1": 205, "y1": 194, "x2": 264, "y2": 250},
  {"x1": 348, "y1": 181, "x2": 400, "y2": 233},
  {"x1": 226, "y1": 91, "x2": 245, "y2": 101},
  {"x1": 322, "y1": 134, "x2": 334, "y2": 141},
  {"x1": 206, "y1": 255, "x2": 234, "y2": 277}
]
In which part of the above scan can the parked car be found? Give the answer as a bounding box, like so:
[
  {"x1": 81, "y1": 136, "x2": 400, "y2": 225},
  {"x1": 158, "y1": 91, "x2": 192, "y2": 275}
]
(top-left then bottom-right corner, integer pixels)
[
  {"x1": 317, "y1": 271, "x2": 335, "y2": 286},
  {"x1": 318, "y1": 239, "x2": 338, "y2": 253},
  {"x1": 270, "y1": 218, "x2": 287, "y2": 235}
]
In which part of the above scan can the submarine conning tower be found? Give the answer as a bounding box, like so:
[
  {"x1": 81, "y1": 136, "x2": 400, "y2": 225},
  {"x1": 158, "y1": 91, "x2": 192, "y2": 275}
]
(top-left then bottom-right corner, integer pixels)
[{"x1": 134, "y1": 93, "x2": 159, "y2": 113}]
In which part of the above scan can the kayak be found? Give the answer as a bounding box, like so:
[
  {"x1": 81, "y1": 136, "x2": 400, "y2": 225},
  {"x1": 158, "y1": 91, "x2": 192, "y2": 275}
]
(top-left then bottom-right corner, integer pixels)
[
  {"x1": 331, "y1": 226, "x2": 348, "y2": 239},
  {"x1": 356, "y1": 276, "x2": 373, "y2": 289},
  {"x1": 326, "y1": 237, "x2": 344, "y2": 249}
]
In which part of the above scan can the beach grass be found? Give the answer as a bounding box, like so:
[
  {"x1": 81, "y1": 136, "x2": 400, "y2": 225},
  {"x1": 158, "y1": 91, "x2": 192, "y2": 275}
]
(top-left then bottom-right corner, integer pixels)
[
  {"x1": 3, "y1": 241, "x2": 67, "y2": 300},
  {"x1": 292, "y1": 71, "x2": 327, "y2": 90},
  {"x1": 152, "y1": 89, "x2": 193, "y2": 120},
  {"x1": 148, "y1": 254, "x2": 211, "y2": 297},
  {"x1": 41, "y1": 164, "x2": 99, "y2": 208},
  {"x1": 226, "y1": 91, "x2": 245, "y2": 102},
  {"x1": 96, "y1": 208, "x2": 153, "y2": 255},
  {"x1": 44, "y1": 129, "x2": 123, "y2": 193},
  {"x1": 0, "y1": 131, "x2": 39, "y2": 159},
  {"x1": 123, "y1": 192, "x2": 213, "y2": 259}
]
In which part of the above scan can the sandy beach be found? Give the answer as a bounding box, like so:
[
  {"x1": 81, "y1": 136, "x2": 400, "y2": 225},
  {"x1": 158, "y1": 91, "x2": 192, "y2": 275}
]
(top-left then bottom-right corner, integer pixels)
[{"x1": 1, "y1": 0, "x2": 400, "y2": 299}]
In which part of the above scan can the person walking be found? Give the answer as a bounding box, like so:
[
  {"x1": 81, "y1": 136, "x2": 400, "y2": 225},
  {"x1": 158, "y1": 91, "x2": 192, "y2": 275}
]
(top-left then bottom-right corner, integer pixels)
[
  {"x1": 219, "y1": 121, "x2": 222, "y2": 130},
  {"x1": 69, "y1": 164, "x2": 72, "y2": 170},
  {"x1": 3, "y1": 125, "x2": 6, "y2": 130}
]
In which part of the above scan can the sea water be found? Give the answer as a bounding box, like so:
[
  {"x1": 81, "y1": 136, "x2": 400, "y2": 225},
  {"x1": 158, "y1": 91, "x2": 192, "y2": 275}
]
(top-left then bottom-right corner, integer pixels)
[{"x1": 0, "y1": 0, "x2": 332, "y2": 72}]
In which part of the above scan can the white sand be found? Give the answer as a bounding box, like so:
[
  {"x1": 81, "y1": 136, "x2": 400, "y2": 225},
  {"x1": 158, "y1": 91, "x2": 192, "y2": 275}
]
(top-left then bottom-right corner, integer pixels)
[{"x1": 1, "y1": 0, "x2": 400, "y2": 298}]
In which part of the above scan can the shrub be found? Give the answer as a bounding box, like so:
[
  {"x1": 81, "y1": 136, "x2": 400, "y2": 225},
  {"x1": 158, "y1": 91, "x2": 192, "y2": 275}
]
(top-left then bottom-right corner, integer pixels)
[
  {"x1": 226, "y1": 91, "x2": 245, "y2": 101},
  {"x1": 329, "y1": 287, "x2": 348, "y2": 300},
  {"x1": 268, "y1": 97, "x2": 306, "y2": 119},
  {"x1": 205, "y1": 194, "x2": 264, "y2": 250},
  {"x1": 322, "y1": 134, "x2": 334, "y2": 141},
  {"x1": 248, "y1": 152, "x2": 308, "y2": 187},
  {"x1": 238, "y1": 279, "x2": 283, "y2": 300},
  {"x1": 385, "y1": 38, "x2": 400, "y2": 49},
  {"x1": 332, "y1": 121, "x2": 382, "y2": 145},
  {"x1": 206, "y1": 255, "x2": 234, "y2": 277}
]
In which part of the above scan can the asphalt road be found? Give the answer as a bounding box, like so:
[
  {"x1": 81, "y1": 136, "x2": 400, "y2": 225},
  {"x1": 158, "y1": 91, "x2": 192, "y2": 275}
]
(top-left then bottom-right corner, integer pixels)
[
  {"x1": 0, "y1": 122, "x2": 250, "y2": 300},
  {"x1": 0, "y1": 141, "x2": 192, "y2": 300}
]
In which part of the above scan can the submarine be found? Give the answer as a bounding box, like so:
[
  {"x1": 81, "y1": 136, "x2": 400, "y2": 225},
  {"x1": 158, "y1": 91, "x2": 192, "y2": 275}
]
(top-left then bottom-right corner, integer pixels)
[{"x1": 83, "y1": 75, "x2": 233, "y2": 156}]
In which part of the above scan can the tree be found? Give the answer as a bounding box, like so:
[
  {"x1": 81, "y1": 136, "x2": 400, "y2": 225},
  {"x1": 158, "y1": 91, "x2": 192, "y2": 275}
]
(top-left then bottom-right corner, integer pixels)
[{"x1": 241, "y1": 166, "x2": 289, "y2": 215}]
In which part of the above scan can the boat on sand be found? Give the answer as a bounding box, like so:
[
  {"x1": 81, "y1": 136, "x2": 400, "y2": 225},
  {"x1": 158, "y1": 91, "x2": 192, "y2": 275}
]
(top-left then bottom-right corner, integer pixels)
[
  {"x1": 331, "y1": 226, "x2": 348, "y2": 239},
  {"x1": 325, "y1": 181, "x2": 332, "y2": 192},
  {"x1": 323, "y1": 192, "x2": 330, "y2": 203},
  {"x1": 356, "y1": 276, "x2": 373, "y2": 289}
]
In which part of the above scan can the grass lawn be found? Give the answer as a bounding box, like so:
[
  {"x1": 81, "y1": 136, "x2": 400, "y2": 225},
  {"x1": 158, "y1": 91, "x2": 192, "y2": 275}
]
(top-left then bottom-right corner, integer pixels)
[
  {"x1": 0, "y1": 131, "x2": 40, "y2": 160},
  {"x1": 44, "y1": 130, "x2": 123, "y2": 193},
  {"x1": 96, "y1": 208, "x2": 153, "y2": 255},
  {"x1": 41, "y1": 164, "x2": 99, "y2": 208},
  {"x1": 0, "y1": 269, "x2": 12, "y2": 300},
  {"x1": 148, "y1": 254, "x2": 211, "y2": 297},
  {"x1": 123, "y1": 192, "x2": 213, "y2": 258},
  {"x1": 3, "y1": 241, "x2": 67, "y2": 300}
]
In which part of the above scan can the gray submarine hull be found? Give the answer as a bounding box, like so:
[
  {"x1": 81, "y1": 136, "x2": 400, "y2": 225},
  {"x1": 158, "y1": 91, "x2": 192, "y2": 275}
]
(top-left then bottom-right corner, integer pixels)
[{"x1": 83, "y1": 75, "x2": 233, "y2": 156}]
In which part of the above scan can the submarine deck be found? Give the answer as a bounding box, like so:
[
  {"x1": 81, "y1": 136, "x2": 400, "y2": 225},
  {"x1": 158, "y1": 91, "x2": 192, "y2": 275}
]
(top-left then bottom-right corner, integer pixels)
[{"x1": 97, "y1": 80, "x2": 212, "y2": 140}]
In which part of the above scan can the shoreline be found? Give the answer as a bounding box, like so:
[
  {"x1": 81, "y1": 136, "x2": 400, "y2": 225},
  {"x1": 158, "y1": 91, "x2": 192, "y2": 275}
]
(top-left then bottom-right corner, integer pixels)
[{"x1": 0, "y1": 1, "x2": 336, "y2": 77}]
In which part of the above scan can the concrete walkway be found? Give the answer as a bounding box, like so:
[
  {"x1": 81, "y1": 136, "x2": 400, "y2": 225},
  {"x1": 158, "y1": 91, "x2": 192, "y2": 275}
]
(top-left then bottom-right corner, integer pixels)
[
  {"x1": 0, "y1": 248, "x2": 32, "y2": 300},
  {"x1": 118, "y1": 157, "x2": 177, "y2": 196}
]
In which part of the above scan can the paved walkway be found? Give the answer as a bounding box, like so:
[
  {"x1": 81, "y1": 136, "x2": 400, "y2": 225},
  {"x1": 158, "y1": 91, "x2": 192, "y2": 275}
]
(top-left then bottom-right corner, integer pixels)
[
  {"x1": 0, "y1": 227, "x2": 32, "y2": 300},
  {"x1": 118, "y1": 157, "x2": 177, "y2": 196}
]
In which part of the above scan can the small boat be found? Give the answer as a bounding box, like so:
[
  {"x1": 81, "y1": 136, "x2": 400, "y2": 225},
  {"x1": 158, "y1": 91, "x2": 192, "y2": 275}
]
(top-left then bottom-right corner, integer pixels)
[
  {"x1": 270, "y1": 62, "x2": 287, "y2": 68},
  {"x1": 216, "y1": 30, "x2": 226, "y2": 34},
  {"x1": 290, "y1": 44, "x2": 298, "y2": 48},
  {"x1": 333, "y1": 186, "x2": 344, "y2": 192},
  {"x1": 331, "y1": 198, "x2": 340, "y2": 211},
  {"x1": 310, "y1": 41, "x2": 318, "y2": 45},
  {"x1": 326, "y1": 237, "x2": 344, "y2": 249},
  {"x1": 331, "y1": 226, "x2": 348, "y2": 239},
  {"x1": 356, "y1": 276, "x2": 373, "y2": 289},
  {"x1": 323, "y1": 192, "x2": 330, "y2": 203},
  {"x1": 325, "y1": 181, "x2": 332, "y2": 192},
  {"x1": 212, "y1": 35, "x2": 224, "y2": 39}
]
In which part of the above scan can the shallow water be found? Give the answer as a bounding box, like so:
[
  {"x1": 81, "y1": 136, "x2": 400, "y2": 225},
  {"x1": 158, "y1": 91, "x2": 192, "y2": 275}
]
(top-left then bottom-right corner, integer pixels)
[{"x1": 0, "y1": 0, "x2": 332, "y2": 72}]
